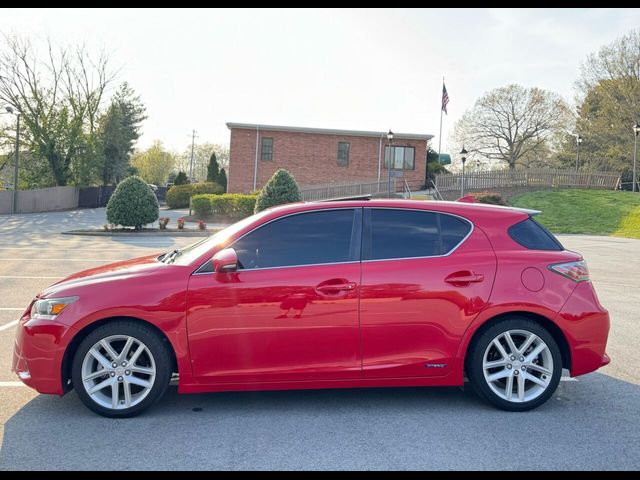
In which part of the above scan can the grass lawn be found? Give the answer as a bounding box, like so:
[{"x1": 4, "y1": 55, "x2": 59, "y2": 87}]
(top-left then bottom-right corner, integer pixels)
[{"x1": 510, "y1": 189, "x2": 640, "y2": 239}]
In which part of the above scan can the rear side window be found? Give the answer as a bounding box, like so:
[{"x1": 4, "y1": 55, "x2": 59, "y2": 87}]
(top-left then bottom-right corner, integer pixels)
[
  {"x1": 232, "y1": 209, "x2": 358, "y2": 269},
  {"x1": 508, "y1": 218, "x2": 563, "y2": 251},
  {"x1": 366, "y1": 209, "x2": 471, "y2": 260}
]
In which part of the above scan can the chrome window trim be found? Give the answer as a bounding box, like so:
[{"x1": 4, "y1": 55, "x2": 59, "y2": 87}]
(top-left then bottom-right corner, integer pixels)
[
  {"x1": 192, "y1": 207, "x2": 360, "y2": 275},
  {"x1": 362, "y1": 207, "x2": 475, "y2": 263}
]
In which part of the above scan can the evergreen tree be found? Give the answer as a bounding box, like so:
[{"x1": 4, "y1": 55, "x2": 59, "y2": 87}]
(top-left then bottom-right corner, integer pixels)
[{"x1": 206, "y1": 152, "x2": 220, "y2": 182}]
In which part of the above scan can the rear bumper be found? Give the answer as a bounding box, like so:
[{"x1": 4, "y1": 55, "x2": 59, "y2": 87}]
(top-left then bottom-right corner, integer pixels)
[
  {"x1": 12, "y1": 316, "x2": 68, "y2": 395},
  {"x1": 556, "y1": 281, "x2": 611, "y2": 377}
]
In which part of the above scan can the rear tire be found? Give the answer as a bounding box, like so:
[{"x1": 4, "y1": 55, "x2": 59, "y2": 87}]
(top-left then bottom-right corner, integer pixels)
[
  {"x1": 466, "y1": 317, "x2": 562, "y2": 411},
  {"x1": 71, "y1": 320, "x2": 172, "y2": 418}
]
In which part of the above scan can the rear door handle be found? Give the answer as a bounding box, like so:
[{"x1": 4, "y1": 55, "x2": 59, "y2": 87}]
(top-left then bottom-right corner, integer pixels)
[{"x1": 445, "y1": 271, "x2": 484, "y2": 286}]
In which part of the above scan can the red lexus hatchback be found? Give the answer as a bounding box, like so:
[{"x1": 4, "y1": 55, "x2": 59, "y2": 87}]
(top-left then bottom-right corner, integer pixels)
[{"x1": 12, "y1": 200, "x2": 610, "y2": 417}]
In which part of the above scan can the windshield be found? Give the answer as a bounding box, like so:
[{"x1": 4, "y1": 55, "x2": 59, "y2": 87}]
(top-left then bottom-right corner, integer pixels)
[{"x1": 166, "y1": 210, "x2": 270, "y2": 266}]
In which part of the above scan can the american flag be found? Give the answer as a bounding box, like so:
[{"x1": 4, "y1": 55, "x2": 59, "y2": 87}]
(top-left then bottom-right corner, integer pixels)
[{"x1": 442, "y1": 83, "x2": 450, "y2": 114}]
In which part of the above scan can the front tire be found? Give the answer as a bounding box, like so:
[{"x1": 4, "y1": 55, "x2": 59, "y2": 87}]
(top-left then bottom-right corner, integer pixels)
[
  {"x1": 467, "y1": 317, "x2": 562, "y2": 411},
  {"x1": 71, "y1": 320, "x2": 172, "y2": 418}
]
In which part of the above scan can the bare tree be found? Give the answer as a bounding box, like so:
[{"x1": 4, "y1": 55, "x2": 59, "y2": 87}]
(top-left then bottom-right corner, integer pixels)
[
  {"x1": 0, "y1": 35, "x2": 115, "y2": 185},
  {"x1": 451, "y1": 84, "x2": 572, "y2": 169}
]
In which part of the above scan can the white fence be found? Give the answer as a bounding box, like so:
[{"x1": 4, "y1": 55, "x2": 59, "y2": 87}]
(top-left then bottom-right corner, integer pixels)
[{"x1": 434, "y1": 168, "x2": 621, "y2": 192}]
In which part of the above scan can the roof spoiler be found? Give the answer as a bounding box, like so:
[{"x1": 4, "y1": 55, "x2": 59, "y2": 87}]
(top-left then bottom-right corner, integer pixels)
[{"x1": 513, "y1": 207, "x2": 541, "y2": 216}]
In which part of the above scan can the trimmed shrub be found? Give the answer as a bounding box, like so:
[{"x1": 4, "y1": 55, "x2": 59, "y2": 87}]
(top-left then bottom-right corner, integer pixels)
[
  {"x1": 106, "y1": 176, "x2": 159, "y2": 229},
  {"x1": 191, "y1": 193, "x2": 257, "y2": 220},
  {"x1": 471, "y1": 191, "x2": 507, "y2": 206},
  {"x1": 166, "y1": 182, "x2": 224, "y2": 209},
  {"x1": 174, "y1": 171, "x2": 189, "y2": 185},
  {"x1": 217, "y1": 168, "x2": 227, "y2": 192},
  {"x1": 254, "y1": 169, "x2": 301, "y2": 213}
]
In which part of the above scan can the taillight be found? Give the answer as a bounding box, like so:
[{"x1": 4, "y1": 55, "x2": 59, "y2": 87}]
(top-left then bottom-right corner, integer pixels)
[{"x1": 549, "y1": 260, "x2": 590, "y2": 282}]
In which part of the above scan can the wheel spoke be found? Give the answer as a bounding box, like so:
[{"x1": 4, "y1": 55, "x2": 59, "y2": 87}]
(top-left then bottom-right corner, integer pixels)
[
  {"x1": 525, "y1": 363, "x2": 552, "y2": 375},
  {"x1": 484, "y1": 359, "x2": 509, "y2": 369},
  {"x1": 517, "y1": 373, "x2": 525, "y2": 401},
  {"x1": 128, "y1": 344, "x2": 145, "y2": 366},
  {"x1": 524, "y1": 372, "x2": 549, "y2": 387},
  {"x1": 89, "y1": 348, "x2": 113, "y2": 370},
  {"x1": 128, "y1": 376, "x2": 153, "y2": 389},
  {"x1": 118, "y1": 337, "x2": 135, "y2": 363},
  {"x1": 123, "y1": 381, "x2": 132, "y2": 408},
  {"x1": 87, "y1": 377, "x2": 113, "y2": 395},
  {"x1": 504, "y1": 332, "x2": 518, "y2": 356},
  {"x1": 130, "y1": 366, "x2": 154, "y2": 375},
  {"x1": 111, "y1": 381, "x2": 119, "y2": 409},
  {"x1": 486, "y1": 369, "x2": 510, "y2": 382},
  {"x1": 492, "y1": 339, "x2": 509, "y2": 359},
  {"x1": 524, "y1": 343, "x2": 547, "y2": 363},
  {"x1": 83, "y1": 368, "x2": 108, "y2": 382},
  {"x1": 505, "y1": 374, "x2": 514, "y2": 400},
  {"x1": 100, "y1": 340, "x2": 120, "y2": 363},
  {"x1": 518, "y1": 333, "x2": 536, "y2": 355}
]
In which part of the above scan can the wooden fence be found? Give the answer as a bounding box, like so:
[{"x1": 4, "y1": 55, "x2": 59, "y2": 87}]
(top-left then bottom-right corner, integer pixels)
[{"x1": 434, "y1": 168, "x2": 621, "y2": 192}]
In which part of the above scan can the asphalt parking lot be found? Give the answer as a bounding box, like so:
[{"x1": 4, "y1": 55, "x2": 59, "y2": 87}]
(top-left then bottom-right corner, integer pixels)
[{"x1": 0, "y1": 209, "x2": 639, "y2": 470}]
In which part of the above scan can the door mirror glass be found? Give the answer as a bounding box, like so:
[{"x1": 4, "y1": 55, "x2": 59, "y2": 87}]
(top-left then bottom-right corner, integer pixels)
[{"x1": 212, "y1": 248, "x2": 238, "y2": 273}]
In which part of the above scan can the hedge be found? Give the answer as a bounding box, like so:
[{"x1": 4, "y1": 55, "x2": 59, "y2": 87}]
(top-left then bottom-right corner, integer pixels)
[
  {"x1": 106, "y1": 176, "x2": 159, "y2": 229},
  {"x1": 166, "y1": 182, "x2": 224, "y2": 209},
  {"x1": 192, "y1": 193, "x2": 258, "y2": 220},
  {"x1": 469, "y1": 191, "x2": 507, "y2": 206}
]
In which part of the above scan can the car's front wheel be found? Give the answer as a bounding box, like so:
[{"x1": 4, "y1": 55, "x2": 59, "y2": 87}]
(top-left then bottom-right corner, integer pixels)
[
  {"x1": 71, "y1": 320, "x2": 172, "y2": 418},
  {"x1": 467, "y1": 317, "x2": 562, "y2": 411}
]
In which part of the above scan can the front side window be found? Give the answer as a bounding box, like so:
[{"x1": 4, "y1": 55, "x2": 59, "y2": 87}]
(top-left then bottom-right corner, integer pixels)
[
  {"x1": 232, "y1": 209, "x2": 358, "y2": 269},
  {"x1": 384, "y1": 146, "x2": 415, "y2": 170},
  {"x1": 337, "y1": 142, "x2": 350, "y2": 167},
  {"x1": 261, "y1": 137, "x2": 273, "y2": 161},
  {"x1": 366, "y1": 209, "x2": 471, "y2": 260}
]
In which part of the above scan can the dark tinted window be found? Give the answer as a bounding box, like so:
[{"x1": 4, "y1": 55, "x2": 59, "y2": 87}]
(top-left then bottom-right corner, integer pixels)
[
  {"x1": 261, "y1": 137, "x2": 273, "y2": 161},
  {"x1": 233, "y1": 209, "x2": 356, "y2": 269},
  {"x1": 337, "y1": 142, "x2": 350, "y2": 167},
  {"x1": 369, "y1": 209, "x2": 471, "y2": 260},
  {"x1": 508, "y1": 218, "x2": 563, "y2": 251}
]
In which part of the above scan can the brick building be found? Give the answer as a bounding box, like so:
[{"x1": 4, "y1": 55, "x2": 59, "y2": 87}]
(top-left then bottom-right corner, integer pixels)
[{"x1": 227, "y1": 123, "x2": 433, "y2": 194}]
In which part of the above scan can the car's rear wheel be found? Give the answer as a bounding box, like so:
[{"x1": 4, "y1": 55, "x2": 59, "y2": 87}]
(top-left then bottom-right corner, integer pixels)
[
  {"x1": 467, "y1": 317, "x2": 562, "y2": 411},
  {"x1": 71, "y1": 320, "x2": 172, "y2": 418}
]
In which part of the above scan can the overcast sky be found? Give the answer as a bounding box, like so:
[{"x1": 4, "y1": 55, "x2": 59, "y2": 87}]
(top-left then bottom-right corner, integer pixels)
[{"x1": 2, "y1": 8, "x2": 639, "y2": 154}]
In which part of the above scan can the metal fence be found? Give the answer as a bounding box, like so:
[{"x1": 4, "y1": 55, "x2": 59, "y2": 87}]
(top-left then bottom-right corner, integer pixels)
[
  {"x1": 299, "y1": 179, "x2": 398, "y2": 201},
  {"x1": 434, "y1": 168, "x2": 621, "y2": 192}
]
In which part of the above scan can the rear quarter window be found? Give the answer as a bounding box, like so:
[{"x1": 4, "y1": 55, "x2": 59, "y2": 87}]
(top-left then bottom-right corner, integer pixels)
[{"x1": 508, "y1": 218, "x2": 563, "y2": 251}]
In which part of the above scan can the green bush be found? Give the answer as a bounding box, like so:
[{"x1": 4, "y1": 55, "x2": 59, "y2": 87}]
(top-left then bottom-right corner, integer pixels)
[
  {"x1": 191, "y1": 193, "x2": 257, "y2": 220},
  {"x1": 166, "y1": 182, "x2": 223, "y2": 209},
  {"x1": 471, "y1": 191, "x2": 507, "y2": 206},
  {"x1": 174, "y1": 171, "x2": 189, "y2": 185},
  {"x1": 106, "y1": 176, "x2": 159, "y2": 229},
  {"x1": 254, "y1": 169, "x2": 301, "y2": 213}
]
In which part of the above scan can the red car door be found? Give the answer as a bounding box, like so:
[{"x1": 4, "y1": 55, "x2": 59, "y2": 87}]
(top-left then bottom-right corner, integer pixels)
[
  {"x1": 186, "y1": 208, "x2": 362, "y2": 383},
  {"x1": 360, "y1": 207, "x2": 496, "y2": 378}
]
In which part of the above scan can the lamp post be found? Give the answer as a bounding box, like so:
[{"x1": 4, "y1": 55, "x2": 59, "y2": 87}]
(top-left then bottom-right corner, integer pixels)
[
  {"x1": 633, "y1": 123, "x2": 640, "y2": 192},
  {"x1": 387, "y1": 129, "x2": 394, "y2": 198},
  {"x1": 460, "y1": 146, "x2": 468, "y2": 197},
  {"x1": 576, "y1": 135, "x2": 582, "y2": 172},
  {"x1": 5, "y1": 106, "x2": 20, "y2": 214}
]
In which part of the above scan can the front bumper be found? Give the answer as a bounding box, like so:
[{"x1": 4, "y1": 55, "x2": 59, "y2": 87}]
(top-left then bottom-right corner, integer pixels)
[{"x1": 12, "y1": 314, "x2": 69, "y2": 395}]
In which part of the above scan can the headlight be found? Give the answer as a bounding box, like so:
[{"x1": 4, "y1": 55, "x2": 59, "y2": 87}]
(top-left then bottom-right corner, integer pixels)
[{"x1": 30, "y1": 296, "x2": 79, "y2": 320}]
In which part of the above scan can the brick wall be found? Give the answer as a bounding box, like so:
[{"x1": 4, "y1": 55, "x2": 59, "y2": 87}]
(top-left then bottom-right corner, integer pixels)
[{"x1": 228, "y1": 127, "x2": 428, "y2": 193}]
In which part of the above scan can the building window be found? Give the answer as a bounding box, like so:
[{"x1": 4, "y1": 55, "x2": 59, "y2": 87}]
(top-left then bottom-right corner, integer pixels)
[
  {"x1": 384, "y1": 146, "x2": 415, "y2": 170},
  {"x1": 261, "y1": 137, "x2": 273, "y2": 161},
  {"x1": 337, "y1": 142, "x2": 350, "y2": 167}
]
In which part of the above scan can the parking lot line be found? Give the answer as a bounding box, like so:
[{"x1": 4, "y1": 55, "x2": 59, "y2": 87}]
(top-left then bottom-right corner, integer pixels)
[
  {"x1": 0, "y1": 381, "x2": 26, "y2": 387},
  {"x1": 0, "y1": 275, "x2": 63, "y2": 279},
  {"x1": 0, "y1": 320, "x2": 19, "y2": 332},
  {"x1": 0, "y1": 308, "x2": 24, "y2": 311}
]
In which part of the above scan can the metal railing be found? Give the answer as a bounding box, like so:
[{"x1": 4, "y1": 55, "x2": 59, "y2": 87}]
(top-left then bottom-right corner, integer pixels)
[
  {"x1": 299, "y1": 179, "x2": 397, "y2": 201},
  {"x1": 434, "y1": 168, "x2": 621, "y2": 192}
]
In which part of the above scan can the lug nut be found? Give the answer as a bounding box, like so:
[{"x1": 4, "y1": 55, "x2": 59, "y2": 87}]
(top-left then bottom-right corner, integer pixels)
[
  {"x1": 507, "y1": 364, "x2": 512, "y2": 369},
  {"x1": 510, "y1": 356, "x2": 516, "y2": 361},
  {"x1": 520, "y1": 356, "x2": 525, "y2": 362},
  {"x1": 521, "y1": 366, "x2": 526, "y2": 371},
  {"x1": 117, "y1": 376, "x2": 123, "y2": 382},
  {"x1": 125, "y1": 370, "x2": 131, "y2": 376},
  {"x1": 514, "y1": 370, "x2": 519, "y2": 376},
  {"x1": 110, "y1": 371, "x2": 116, "y2": 377},
  {"x1": 112, "y1": 362, "x2": 118, "y2": 368},
  {"x1": 121, "y1": 362, "x2": 127, "y2": 367}
]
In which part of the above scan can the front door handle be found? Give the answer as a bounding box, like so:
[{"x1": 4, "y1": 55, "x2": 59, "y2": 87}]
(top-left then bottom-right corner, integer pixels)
[
  {"x1": 315, "y1": 282, "x2": 357, "y2": 295},
  {"x1": 445, "y1": 271, "x2": 484, "y2": 287}
]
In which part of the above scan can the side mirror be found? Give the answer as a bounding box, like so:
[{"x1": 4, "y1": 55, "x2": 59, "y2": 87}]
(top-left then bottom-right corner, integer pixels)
[{"x1": 212, "y1": 248, "x2": 238, "y2": 273}]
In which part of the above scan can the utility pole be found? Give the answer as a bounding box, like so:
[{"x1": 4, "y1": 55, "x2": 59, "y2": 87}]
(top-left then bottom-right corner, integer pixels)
[{"x1": 189, "y1": 130, "x2": 198, "y2": 181}]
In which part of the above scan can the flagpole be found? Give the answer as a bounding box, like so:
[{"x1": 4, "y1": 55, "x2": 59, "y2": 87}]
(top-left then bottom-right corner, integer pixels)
[{"x1": 437, "y1": 76, "x2": 444, "y2": 165}]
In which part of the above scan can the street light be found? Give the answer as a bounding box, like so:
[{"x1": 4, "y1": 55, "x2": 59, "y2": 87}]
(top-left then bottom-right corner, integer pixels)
[
  {"x1": 387, "y1": 129, "x2": 394, "y2": 198},
  {"x1": 576, "y1": 135, "x2": 583, "y2": 172},
  {"x1": 5, "y1": 106, "x2": 21, "y2": 214},
  {"x1": 633, "y1": 123, "x2": 640, "y2": 192},
  {"x1": 460, "y1": 146, "x2": 468, "y2": 197}
]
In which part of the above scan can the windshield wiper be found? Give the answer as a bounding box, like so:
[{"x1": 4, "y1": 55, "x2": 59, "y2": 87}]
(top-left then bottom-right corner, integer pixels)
[{"x1": 165, "y1": 249, "x2": 182, "y2": 264}]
